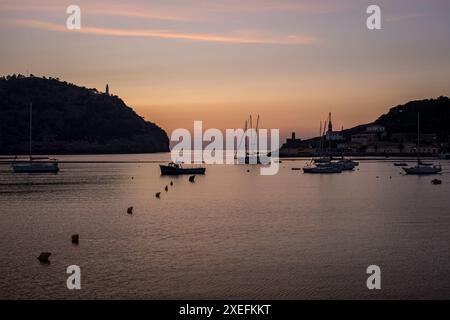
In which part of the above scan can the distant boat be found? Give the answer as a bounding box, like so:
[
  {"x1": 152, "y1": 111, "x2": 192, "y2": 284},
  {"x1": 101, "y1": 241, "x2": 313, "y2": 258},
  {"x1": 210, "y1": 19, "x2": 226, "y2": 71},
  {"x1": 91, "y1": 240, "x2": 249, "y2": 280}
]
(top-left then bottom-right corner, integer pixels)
[
  {"x1": 403, "y1": 113, "x2": 441, "y2": 175},
  {"x1": 303, "y1": 164, "x2": 342, "y2": 174},
  {"x1": 13, "y1": 161, "x2": 59, "y2": 173},
  {"x1": 235, "y1": 115, "x2": 266, "y2": 165},
  {"x1": 314, "y1": 156, "x2": 332, "y2": 164},
  {"x1": 160, "y1": 162, "x2": 205, "y2": 175},
  {"x1": 12, "y1": 103, "x2": 59, "y2": 173},
  {"x1": 403, "y1": 165, "x2": 441, "y2": 175},
  {"x1": 394, "y1": 162, "x2": 408, "y2": 167}
]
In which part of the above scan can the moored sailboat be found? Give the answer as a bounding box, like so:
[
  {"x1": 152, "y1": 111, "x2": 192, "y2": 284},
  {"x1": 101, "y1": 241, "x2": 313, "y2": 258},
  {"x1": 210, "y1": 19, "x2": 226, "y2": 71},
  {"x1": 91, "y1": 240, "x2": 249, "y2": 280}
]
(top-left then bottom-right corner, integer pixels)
[
  {"x1": 403, "y1": 113, "x2": 441, "y2": 175},
  {"x1": 12, "y1": 103, "x2": 59, "y2": 173}
]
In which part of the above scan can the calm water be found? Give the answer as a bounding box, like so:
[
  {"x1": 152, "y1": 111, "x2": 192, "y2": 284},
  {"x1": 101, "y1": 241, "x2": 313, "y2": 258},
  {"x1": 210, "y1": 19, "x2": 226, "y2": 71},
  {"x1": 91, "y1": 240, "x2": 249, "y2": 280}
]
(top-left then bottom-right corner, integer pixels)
[{"x1": 1, "y1": 154, "x2": 450, "y2": 299}]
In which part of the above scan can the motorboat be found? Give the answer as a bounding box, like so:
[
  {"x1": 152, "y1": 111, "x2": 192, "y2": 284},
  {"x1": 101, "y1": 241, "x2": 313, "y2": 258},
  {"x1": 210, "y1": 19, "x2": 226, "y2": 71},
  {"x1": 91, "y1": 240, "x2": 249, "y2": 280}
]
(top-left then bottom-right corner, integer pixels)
[
  {"x1": 160, "y1": 162, "x2": 206, "y2": 175},
  {"x1": 303, "y1": 164, "x2": 342, "y2": 174}
]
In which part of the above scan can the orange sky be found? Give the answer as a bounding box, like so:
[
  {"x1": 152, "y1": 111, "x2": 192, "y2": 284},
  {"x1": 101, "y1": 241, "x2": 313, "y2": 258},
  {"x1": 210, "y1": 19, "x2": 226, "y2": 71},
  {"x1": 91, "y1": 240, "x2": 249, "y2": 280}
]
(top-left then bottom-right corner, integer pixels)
[{"x1": 1, "y1": 0, "x2": 450, "y2": 140}]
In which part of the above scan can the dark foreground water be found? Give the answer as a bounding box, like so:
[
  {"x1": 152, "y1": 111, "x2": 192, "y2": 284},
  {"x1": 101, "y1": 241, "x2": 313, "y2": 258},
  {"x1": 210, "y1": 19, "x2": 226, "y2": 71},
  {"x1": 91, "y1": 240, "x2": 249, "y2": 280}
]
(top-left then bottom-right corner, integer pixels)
[{"x1": 1, "y1": 154, "x2": 450, "y2": 299}]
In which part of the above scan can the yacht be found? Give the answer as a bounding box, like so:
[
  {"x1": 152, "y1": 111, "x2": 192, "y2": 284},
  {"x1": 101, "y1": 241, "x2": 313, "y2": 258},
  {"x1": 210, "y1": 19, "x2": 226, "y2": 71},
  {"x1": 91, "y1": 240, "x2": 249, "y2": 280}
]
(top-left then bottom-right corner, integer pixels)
[
  {"x1": 403, "y1": 114, "x2": 441, "y2": 175},
  {"x1": 303, "y1": 164, "x2": 342, "y2": 174},
  {"x1": 12, "y1": 103, "x2": 59, "y2": 173}
]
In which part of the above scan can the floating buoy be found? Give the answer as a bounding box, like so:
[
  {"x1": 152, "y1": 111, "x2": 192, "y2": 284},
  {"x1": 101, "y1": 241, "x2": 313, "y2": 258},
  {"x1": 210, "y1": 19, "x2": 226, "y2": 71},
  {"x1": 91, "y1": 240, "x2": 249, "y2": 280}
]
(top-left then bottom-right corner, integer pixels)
[
  {"x1": 155, "y1": 192, "x2": 161, "y2": 198},
  {"x1": 170, "y1": 181, "x2": 173, "y2": 186},
  {"x1": 37, "y1": 252, "x2": 51, "y2": 263},
  {"x1": 127, "y1": 206, "x2": 133, "y2": 214},
  {"x1": 71, "y1": 234, "x2": 79, "y2": 244},
  {"x1": 431, "y1": 179, "x2": 442, "y2": 185},
  {"x1": 165, "y1": 185, "x2": 168, "y2": 192},
  {"x1": 189, "y1": 175, "x2": 196, "y2": 182}
]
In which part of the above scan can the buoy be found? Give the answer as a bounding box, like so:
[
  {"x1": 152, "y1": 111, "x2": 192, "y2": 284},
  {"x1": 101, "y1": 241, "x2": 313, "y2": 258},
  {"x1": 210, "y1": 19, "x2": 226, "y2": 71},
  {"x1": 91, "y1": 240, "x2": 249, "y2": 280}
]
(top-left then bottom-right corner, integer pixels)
[
  {"x1": 165, "y1": 185, "x2": 168, "y2": 192},
  {"x1": 127, "y1": 206, "x2": 133, "y2": 214},
  {"x1": 170, "y1": 181, "x2": 173, "y2": 186},
  {"x1": 155, "y1": 192, "x2": 161, "y2": 198},
  {"x1": 431, "y1": 179, "x2": 442, "y2": 185},
  {"x1": 131, "y1": 177, "x2": 134, "y2": 180},
  {"x1": 37, "y1": 252, "x2": 51, "y2": 263},
  {"x1": 247, "y1": 170, "x2": 250, "y2": 173},
  {"x1": 189, "y1": 175, "x2": 195, "y2": 182},
  {"x1": 71, "y1": 234, "x2": 79, "y2": 244}
]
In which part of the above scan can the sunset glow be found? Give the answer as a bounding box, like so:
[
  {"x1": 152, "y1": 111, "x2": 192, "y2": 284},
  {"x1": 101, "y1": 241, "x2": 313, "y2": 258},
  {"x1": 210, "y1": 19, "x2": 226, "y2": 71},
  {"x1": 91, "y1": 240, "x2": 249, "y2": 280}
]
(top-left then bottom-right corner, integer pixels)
[{"x1": 1, "y1": 0, "x2": 450, "y2": 139}]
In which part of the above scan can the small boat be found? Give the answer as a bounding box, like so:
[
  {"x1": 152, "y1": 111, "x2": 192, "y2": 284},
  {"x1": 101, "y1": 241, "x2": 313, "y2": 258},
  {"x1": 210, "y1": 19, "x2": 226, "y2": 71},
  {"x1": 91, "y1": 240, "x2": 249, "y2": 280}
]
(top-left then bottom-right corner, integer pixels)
[
  {"x1": 394, "y1": 162, "x2": 408, "y2": 167},
  {"x1": 13, "y1": 161, "x2": 59, "y2": 173},
  {"x1": 403, "y1": 162, "x2": 442, "y2": 175},
  {"x1": 338, "y1": 158, "x2": 359, "y2": 166},
  {"x1": 313, "y1": 156, "x2": 332, "y2": 164},
  {"x1": 332, "y1": 160, "x2": 356, "y2": 171},
  {"x1": 160, "y1": 162, "x2": 205, "y2": 175},
  {"x1": 303, "y1": 164, "x2": 342, "y2": 174}
]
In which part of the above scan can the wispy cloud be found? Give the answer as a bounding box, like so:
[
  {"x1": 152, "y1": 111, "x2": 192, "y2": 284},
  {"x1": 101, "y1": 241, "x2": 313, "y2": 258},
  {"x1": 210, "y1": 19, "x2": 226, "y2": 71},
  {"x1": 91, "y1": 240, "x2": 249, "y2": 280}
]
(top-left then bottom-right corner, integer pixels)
[
  {"x1": 385, "y1": 13, "x2": 427, "y2": 23},
  {"x1": 11, "y1": 19, "x2": 319, "y2": 45},
  {"x1": 0, "y1": 0, "x2": 339, "y2": 22}
]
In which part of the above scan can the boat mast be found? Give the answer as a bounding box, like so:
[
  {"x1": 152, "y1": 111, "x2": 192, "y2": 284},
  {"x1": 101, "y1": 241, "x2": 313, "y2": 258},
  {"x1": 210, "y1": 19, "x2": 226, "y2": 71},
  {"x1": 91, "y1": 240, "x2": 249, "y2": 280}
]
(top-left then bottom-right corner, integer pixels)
[
  {"x1": 249, "y1": 115, "x2": 253, "y2": 156},
  {"x1": 417, "y1": 113, "x2": 420, "y2": 163},
  {"x1": 29, "y1": 102, "x2": 33, "y2": 161},
  {"x1": 255, "y1": 114, "x2": 260, "y2": 154}
]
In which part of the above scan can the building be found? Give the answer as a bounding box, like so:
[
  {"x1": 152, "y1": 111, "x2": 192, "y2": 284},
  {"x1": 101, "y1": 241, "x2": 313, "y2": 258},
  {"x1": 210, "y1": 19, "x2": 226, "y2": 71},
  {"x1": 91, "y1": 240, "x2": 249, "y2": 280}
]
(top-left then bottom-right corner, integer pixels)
[
  {"x1": 350, "y1": 124, "x2": 386, "y2": 145},
  {"x1": 284, "y1": 132, "x2": 302, "y2": 148},
  {"x1": 105, "y1": 84, "x2": 110, "y2": 95},
  {"x1": 365, "y1": 124, "x2": 386, "y2": 133},
  {"x1": 325, "y1": 113, "x2": 344, "y2": 141}
]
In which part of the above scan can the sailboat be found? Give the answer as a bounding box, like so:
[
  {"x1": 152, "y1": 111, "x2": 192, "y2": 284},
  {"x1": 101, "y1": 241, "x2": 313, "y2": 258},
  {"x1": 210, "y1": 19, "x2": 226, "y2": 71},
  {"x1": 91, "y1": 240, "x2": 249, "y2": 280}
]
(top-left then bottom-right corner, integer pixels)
[
  {"x1": 235, "y1": 115, "x2": 264, "y2": 164},
  {"x1": 403, "y1": 113, "x2": 441, "y2": 175},
  {"x1": 12, "y1": 103, "x2": 59, "y2": 173}
]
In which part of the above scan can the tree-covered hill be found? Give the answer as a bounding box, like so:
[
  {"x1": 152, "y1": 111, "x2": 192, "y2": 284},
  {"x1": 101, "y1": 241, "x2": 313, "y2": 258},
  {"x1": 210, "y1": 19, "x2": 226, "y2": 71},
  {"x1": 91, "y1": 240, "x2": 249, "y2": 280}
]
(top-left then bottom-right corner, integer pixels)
[{"x1": 0, "y1": 75, "x2": 170, "y2": 154}]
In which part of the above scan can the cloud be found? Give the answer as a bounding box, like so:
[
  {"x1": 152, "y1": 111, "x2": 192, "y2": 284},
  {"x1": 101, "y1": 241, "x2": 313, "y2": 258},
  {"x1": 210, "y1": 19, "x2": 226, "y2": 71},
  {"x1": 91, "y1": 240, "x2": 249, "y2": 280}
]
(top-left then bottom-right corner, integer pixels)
[
  {"x1": 0, "y1": 0, "x2": 339, "y2": 22},
  {"x1": 11, "y1": 19, "x2": 319, "y2": 45},
  {"x1": 385, "y1": 13, "x2": 427, "y2": 23}
]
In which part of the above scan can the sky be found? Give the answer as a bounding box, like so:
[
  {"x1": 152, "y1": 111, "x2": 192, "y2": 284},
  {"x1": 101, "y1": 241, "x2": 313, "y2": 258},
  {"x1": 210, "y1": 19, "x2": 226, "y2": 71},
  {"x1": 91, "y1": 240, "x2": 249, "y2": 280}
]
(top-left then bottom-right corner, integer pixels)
[{"x1": 1, "y1": 0, "x2": 450, "y2": 141}]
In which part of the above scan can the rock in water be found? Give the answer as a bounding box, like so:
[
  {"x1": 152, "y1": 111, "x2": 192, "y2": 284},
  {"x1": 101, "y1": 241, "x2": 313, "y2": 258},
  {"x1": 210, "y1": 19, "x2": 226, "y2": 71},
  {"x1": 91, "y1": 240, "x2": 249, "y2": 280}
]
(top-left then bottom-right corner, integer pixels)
[
  {"x1": 37, "y1": 252, "x2": 51, "y2": 263},
  {"x1": 71, "y1": 234, "x2": 79, "y2": 244},
  {"x1": 189, "y1": 175, "x2": 196, "y2": 182},
  {"x1": 127, "y1": 206, "x2": 133, "y2": 214},
  {"x1": 170, "y1": 181, "x2": 173, "y2": 186},
  {"x1": 155, "y1": 192, "x2": 161, "y2": 198},
  {"x1": 165, "y1": 185, "x2": 168, "y2": 192}
]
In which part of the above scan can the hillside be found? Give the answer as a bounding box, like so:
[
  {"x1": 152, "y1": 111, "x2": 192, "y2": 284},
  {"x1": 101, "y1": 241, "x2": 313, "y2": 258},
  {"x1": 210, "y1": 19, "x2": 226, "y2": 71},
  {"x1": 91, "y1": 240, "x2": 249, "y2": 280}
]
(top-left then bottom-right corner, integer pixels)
[
  {"x1": 304, "y1": 96, "x2": 450, "y2": 144},
  {"x1": 375, "y1": 96, "x2": 450, "y2": 139},
  {"x1": 0, "y1": 75, "x2": 170, "y2": 154}
]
